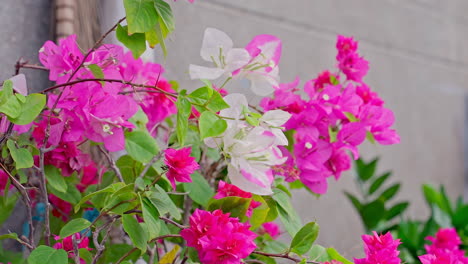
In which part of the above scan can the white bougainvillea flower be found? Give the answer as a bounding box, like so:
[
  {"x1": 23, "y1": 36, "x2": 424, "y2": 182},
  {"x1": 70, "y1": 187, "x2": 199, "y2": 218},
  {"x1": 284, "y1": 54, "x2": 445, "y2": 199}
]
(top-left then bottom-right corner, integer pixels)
[
  {"x1": 189, "y1": 28, "x2": 251, "y2": 80},
  {"x1": 236, "y1": 34, "x2": 283, "y2": 96},
  {"x1": 204, "y1": 93, "x2": 291, "y2": 195}
]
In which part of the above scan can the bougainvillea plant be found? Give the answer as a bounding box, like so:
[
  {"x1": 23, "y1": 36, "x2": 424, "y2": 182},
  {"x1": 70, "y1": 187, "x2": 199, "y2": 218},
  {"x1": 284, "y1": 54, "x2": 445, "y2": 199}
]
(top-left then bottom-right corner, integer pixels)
[{"x1": 0, "y1": 1, "x2": 454, "y2": 264}]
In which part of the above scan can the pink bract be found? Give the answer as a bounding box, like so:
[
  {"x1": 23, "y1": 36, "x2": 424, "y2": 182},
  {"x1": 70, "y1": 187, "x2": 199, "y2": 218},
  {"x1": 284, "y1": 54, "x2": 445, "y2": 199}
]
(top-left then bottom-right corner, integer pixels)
[
  {"x1": 164, "y1": 147, "x2": 199, "y2": 189},
  {"x1": 181, "y1": 209, "x2": 257, "y2": 264}
]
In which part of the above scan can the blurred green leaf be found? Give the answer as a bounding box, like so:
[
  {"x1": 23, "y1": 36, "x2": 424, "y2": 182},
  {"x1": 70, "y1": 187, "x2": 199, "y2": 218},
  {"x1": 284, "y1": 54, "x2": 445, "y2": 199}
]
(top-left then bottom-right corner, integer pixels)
[
  {"x1": 368, "y1": 172, "x2": 391, "y2": 195},
  {"x1": 355, "y1": 158, "x2": 378, "y2": 182},
  {"x1": 207, "y1": 197, "x2": 251, "y2": 222},
  {"x1": 183, "y1": 172, "x2": 214, "y2": 207},
  {"x1": 290, "y1": 222, "x2": 319, "y2": 255}
]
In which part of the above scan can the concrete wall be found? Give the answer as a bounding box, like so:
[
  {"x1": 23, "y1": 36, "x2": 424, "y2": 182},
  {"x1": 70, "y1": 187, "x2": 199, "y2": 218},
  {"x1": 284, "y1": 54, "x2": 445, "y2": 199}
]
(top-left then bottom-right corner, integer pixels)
[
  {"x1": 159, "y1": 0, "x2": 468, "y2": 256},
  {"x1": 0, "y1": 0, "x2": 52, "y2": 93}
]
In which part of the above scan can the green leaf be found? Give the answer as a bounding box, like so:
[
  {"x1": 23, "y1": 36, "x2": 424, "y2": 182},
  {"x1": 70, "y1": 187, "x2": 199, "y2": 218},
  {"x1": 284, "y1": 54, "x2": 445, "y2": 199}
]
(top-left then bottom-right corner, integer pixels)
[
  {"x1": 199, "y1": 111, "x2": 227, "y2": 139},
  {"x1": 176, "y1": 95, "x2": 191, "y2": 146},
  {"x1": 453, "y1": 205, "x2": 468, "y2": 228},
  {"x1": 290, "y1": 222, "x2": 319, "y2": 255},
  {"x1": 28, "y1": 246, "x2": 68, "y2": 264},
  {"x1": 344, "y1": 191, "x2": 363, "y2": 211},
  {"x1": 183, "y1": 172, "x2": 214, "y2": 207},
  {"x1": 153, "y1": 0, "x2": 175, "y2": 32},
  {"x1": 379, "y1": 183, "x2": 400, "y2": 202},
  {"x1": 272, "y1": 188, "x2": 302, "y2": 236},
  {"x1": 79, "y1": 248, "x2": 93, "y2": 264},
  {"x1": 355, "y1": 158, "x2": 378, "y2": 182},
  {"x1": 49, "y1": 180, "x2": 81, "y2": 205},
  {"x1": 343, "y1": 112, "x2": 358, "y2": 122},
  {"x1": 9, "y1": 93, "x2": 46, "y2": 125},
  {"x1": 263, "y1": 196, "x2": 279, "y2": 222},
  {"x1": 361, "y1": 200, "x2": 385, "y2": 230},
  {"x1": 0, "y1": 80, "x2": 14, "y2": 103},
  {"x1": 122, "y1": 214, "x2": 148, "y2": 252},
  {"x1": 125, "y1": 130, "x2": 159, "y2": 163},
  {"x1": 309, "y1": 245, "x2": 331, "y2": 262},
  {"x1": 141, "y1": 195, "x2": 163, "y2": 239},
  {"x1": 0, "y1": 194, "x2": 18, "y2": 226},
  {"x1": 432, "y1": 205, "x2": 452, "y2": 228},
  {"x1": 45, "y1": 165, "x2": 67, "y2": 193},
  {"x1": 250, "y1": 195, "x2": 270, "y2": 229},
  {"x1": 149, "y1": 185, "x2": 181, "y2": 220},
  {"x1": 116, "y1": 155, "x2": 144, "y2": 184},
  {"x1": 87, "y1": 64, "x2": 105, "y2": 86},
  {"x1": 422, "y1": 184, "x2": 452, "y2": 214},
  {"x1": 7, "y1": 139, "x2": 33, "y2": 169},
  {"x1": 368, "y1": 172, "x2": 391, "y2": 195},
  {"x1": 0, "y1": 233, "x2": 18, "y2": 240},
  {"x1": 385, "y1": 202, "x2": 409, "y2": 220},
  {"x1": 366, "y1": 131, "x2": 377, "y2": 144},
  {"x1": 116, "y1": 24, "x2": 147, "y2": 59},
  {"x1": 326, "y1": 248, "x2": 353, "y2": 264},
  {"x1": 59, "y1": 218, "x2": 92, "y2": 238},
  {"x1": 74, "y1": 182, "x2": 125, "y2": 212},
  {"x1": 207, "y1": 197, "x2": 251, "y2": 221},
  {"x1": 328, "y1": 126, "x2": 338, "y2": 143},
  {"x1": 152, "y1": 0, "x2": 174, "y2": 56},
  {"x1": 15, "y1": 93, "x2": 26, "y2": 103},
  {"x1": 123, "y1": 0, "x2": 158, "y2": 34},
  {"x1": 0, "y1": 81, "x2": 21, "y2": 118}
]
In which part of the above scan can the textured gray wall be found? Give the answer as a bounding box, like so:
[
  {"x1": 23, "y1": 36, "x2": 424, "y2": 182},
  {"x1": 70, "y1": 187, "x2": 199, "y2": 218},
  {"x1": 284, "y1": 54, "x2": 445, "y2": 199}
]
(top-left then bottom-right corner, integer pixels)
[
  {"x1": 161, "y1": 0, "x2": 468, "y2": 256},
  {"x1": 0, "y1": 0, "x2": 52, "y2": 252},
  {"x1": 0, "y1": 0, "x2": 52, "y2": 93}
]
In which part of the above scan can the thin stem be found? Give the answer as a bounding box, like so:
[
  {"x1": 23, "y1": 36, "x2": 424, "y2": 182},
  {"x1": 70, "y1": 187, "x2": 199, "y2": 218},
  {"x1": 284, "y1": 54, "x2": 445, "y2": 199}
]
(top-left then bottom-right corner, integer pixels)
[
  {"x1": 159, "y1": 216, "x2": 187, "y2": 229},
  {"x1": 98, "y1": 145, "x2": 124, "y2": 182},
  {"x1": 72, "y1": 235, "x2": 81, "y2": 264},
  {"x1": 91, "y1": 217, "x2": 116, "y2": 264},
  {"x1": 252, "y1": 251, "x2": 319, "y2": 264},
  {"x1": 137, "y1": 153, "x2": 162, "y2": 183},
  {"x1": 38, "y1": 149, "x2": 51, "y2": 246},
  {"x1": 43, "y1": 78, "x2": 177, "y2": 98},
  {"x1": 0, "y1": 163, "x2": 35, "y2": 248},
  {"x1": 149, "y1": 234, "x2": 181, "y2": 243}
]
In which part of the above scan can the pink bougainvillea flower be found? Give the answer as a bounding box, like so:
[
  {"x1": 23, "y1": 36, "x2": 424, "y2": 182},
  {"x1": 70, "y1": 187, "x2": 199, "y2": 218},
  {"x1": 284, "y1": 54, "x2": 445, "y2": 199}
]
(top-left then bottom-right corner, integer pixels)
[
  {"x1": 214, "y1": 180, "x2": 261, "y2": 217},
  {"x1": 418, "y1": 228, "x2": 468, "y2": 264},
  {"x1": 0, "y1": 169, "x2": 12, "y2": 196},
  {"x1": 336, "y1": 35, "x2": 358, "y2": 61},
  {"x1": 39, "y1": 35, "x2": 84, "y2": 83},
  {"x1": 258, "y1": 222, "x2": 281, "y2": 239},
  {"x1": 181, "y1": 209, "x2": 257, "y2": 264},
  {"x1": 49, "y1": 194, "x2": 73, "y2": 221},
  {"x1": 53, "y1": 232, "x2": 90, "y2": 262},
  {"x1": 164, "y1": 147, "x2": 199, "y2": 189},
  {"x1": 354, "y1": 231, "x2": 401, "y2": 264}
]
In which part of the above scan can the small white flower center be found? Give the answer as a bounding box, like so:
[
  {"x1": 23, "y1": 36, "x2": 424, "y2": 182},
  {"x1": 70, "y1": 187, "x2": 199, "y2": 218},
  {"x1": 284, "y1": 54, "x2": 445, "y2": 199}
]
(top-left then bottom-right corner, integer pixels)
[
  {"x1": 322, "y1": 94, "x2": 330, "y2": 101},
  {"x1": 305, "y1": 142, "x2": 313, "y2": 149},
  {"x1": 103, "y1": 124, "x2": 113, "y2": 135}
]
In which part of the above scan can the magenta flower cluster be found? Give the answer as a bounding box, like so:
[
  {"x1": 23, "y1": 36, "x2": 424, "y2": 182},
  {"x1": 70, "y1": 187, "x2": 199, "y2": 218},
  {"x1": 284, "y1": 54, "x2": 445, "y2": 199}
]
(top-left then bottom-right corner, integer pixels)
[
  {"x1": 262, "y1": 35, "x2": 400, "y2": 194},
  {"x1": 33, "y1": 35, "x2": 177, "y2": 220},
  {"x1": 181, "y1": 209, "x2": 257, "y2": 264},
  {"x1": 419, "y1": 228, "x2": 468, "y2": 264},
  {"x1": 354, "y1": 231, "x2": 402, "y2": 264},
  {"x1": 164, "y1": 147, "x2": 200, "y2": 189}
]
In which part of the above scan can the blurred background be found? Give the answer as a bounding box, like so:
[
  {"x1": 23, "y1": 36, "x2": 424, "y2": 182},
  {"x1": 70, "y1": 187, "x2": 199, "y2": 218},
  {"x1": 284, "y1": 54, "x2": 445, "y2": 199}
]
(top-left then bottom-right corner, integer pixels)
[{"x1": 1, "y1": 0, "x2": 467, "y2": 258}]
